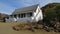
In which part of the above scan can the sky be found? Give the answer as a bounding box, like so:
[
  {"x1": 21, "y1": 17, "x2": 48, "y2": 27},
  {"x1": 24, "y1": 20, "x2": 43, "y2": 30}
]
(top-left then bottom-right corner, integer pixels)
[{"x1": 0, "y1": 0, "x2": 60, "y2": 15}]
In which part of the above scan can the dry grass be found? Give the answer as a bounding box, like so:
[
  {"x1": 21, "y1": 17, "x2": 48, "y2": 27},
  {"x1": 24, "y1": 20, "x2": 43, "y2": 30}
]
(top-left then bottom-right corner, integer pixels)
[{"x1": 0, "y1": 22, "x2": 60, "y2": 34}]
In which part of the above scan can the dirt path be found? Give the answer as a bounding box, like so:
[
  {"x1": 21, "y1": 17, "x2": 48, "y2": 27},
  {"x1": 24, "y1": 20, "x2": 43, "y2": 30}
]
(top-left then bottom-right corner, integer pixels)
[{"x1": 0, "y1": 23, "x2": 60, "y2": 34}]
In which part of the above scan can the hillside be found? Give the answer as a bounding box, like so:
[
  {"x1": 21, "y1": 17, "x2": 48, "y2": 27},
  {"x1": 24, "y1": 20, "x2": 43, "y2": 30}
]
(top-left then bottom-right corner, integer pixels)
[
  {"x1": 0, "y1": 13, "x2": 8, "y2": 22},
  {"x1": 41, "y1": 3, "x2": 60, "y2": 26},
  {"x1": 42, "y1": 3, "x2": 60, "y2": 10},
  {"x1": 41, "y1": 3, "x2": 60, "y2": 14}
]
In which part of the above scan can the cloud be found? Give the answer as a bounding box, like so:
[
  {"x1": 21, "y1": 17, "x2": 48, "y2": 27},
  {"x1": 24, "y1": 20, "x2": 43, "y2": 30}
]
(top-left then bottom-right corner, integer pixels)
[
  {"x1": 52, "y1": 0, "x2": 60, "y2": 2},
  {"x1": 9, "y1": 0, "x2": 60, "y2": 7},
  {"x1": 0, "y1": 0, "x2": 60, "y2": 14},
  {"x1": 36, "y1": 0, "x2": 60, "y2": 7},
  {"x1": 9, "y1": 0, "x2": 36, "y2": 7},
  {"x1": 34, "y1": 0, "x2": 53, "y2": 7},
  {"x1": 0, "y1": 2, "x2": 15, "y2": 14},
  {"x1": 0, "y1": 10, "x2": 9, "y2": 14}
]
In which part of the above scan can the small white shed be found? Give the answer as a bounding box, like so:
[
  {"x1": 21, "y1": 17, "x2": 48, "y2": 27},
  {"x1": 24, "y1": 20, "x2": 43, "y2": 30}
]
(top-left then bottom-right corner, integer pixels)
[{"x1": 5, "y1": 4, "x2": 43, "y2": 22}]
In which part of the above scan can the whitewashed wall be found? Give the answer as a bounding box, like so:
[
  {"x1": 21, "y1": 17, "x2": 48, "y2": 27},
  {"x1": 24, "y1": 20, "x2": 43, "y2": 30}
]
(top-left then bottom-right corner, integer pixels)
[
  {"x1": 5, "y1": 6, "x2": 43, "y2": 23},
  {"x1": 33, "y1": 6, "x2": 43, "y2": 22},
  {"x1": 5, "y1": 17, "x2": 34, "y2": 23},
  {"x1": 17, "y1": 17, "x2": 34, "y2": 22},
  {"x1": 5, "y1": 18, "x2": 17, "y2": 23}
]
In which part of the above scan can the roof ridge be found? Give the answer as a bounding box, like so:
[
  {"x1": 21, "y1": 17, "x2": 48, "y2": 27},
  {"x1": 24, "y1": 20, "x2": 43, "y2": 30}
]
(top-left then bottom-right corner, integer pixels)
[
  {"x1": 16, "y1": 4, "x2": 39, "y2": 10},
  {"x1": 12, "y1": 4, "x2": 39, "y2": 15}
]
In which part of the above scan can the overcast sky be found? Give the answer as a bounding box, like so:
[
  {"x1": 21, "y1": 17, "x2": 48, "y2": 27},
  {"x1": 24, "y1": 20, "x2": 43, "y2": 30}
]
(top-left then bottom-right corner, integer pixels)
[{"x1": 0, "y1": 0, "x2": 60, "y2": 15}]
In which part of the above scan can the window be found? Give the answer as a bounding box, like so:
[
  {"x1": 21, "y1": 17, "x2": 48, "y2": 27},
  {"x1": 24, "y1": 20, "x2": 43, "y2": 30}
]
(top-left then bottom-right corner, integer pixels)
[
  {"x1": 10, "y1": 15, "x2": 13, "y2": 18},
  {"x1": 23, "y1": 13, "x2": 25, "y2": 17},
  {"x1": 27, "y1": 13, "x2": 30, "y2": 17},
  {"x1": 18, "y1": 14, "x2": 20, "y2": 18},
  {"x1": 21, "y1": 14, "x2": 24, "y2": 18},
  {"x1": 14, "y1": 15, "x2": 17, "y2": 18},
  {"x1": 30, "y1": 12, "x2": 32, "y2": 16},
  {"x1": 16, "y1": 12, "x2": 32, "y2": 18},
  {"x1": 27, "y1": 12, "x2": 32, "y2": 17}
]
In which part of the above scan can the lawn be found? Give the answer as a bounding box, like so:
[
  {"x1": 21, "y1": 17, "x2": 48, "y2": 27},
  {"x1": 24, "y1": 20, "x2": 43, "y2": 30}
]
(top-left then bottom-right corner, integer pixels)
[{"x1": 0, "y1": 22, "x2": 60, "y2": 34}]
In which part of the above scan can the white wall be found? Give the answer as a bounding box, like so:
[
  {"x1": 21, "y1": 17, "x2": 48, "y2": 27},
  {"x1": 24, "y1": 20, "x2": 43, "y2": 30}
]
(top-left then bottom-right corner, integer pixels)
[
  {"x1": 33, "y1": 6, "x2": 43, "y2": 22},
  {"x1": 17, "y1": 17, "x2": 33, "y2": 22},
  {"x1": 5, "y1": 6, "x2": 43, "y2": 23},
  {"x1": 5, "y1": 12, "x2": 35, "y2": 23},
  {"x1": 5, "y1": 17, "x2": 34, "y2": 23},
  {"x1": 5, "y1": 18, "x2": 17, "y2": 23},
  {"x1": 16, "y1": 12, "x2": 34, "y2": 22}
]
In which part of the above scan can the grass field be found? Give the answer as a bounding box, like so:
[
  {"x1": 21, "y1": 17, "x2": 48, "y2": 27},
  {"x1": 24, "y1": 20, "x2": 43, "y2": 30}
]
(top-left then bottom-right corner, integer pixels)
[{"x1": 0, "y1": 22, "x2": 60, "y2": 34}]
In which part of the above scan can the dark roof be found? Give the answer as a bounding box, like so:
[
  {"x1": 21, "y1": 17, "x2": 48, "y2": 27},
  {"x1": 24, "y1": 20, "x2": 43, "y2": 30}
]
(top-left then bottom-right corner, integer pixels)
[{"x1": 12, "y1": 4, "x2": 39, "y2": 15}]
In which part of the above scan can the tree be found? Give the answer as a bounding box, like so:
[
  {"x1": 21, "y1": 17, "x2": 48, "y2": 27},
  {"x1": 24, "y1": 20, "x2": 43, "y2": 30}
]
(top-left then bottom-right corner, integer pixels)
[{"x1": 45, "y1": 8, "x2": 56, "y2": 20}]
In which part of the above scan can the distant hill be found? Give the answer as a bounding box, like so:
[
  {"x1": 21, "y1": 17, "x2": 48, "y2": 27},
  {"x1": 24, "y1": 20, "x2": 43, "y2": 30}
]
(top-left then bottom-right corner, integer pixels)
[
  {"x1": 0, "y1": 13, "x2": 9, "y2": 22},
  {"x1": 41, "y1": 3, "x2": 60, "y2": 23},
  {"x1": 41, "y1": 3, "x2": 60, "y2": 14}
]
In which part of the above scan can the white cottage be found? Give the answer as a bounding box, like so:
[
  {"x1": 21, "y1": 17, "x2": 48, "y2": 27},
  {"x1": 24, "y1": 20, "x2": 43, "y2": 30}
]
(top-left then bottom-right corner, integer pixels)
[{"x1": 5, "y1": 4, "x2": 43, "y2": 22}]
